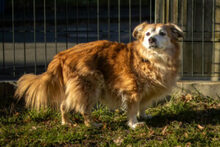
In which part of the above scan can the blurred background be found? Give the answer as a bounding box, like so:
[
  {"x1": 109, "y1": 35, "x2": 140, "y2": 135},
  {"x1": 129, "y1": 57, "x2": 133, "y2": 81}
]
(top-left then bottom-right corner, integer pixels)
[{"x1": 0, "y1": 0, "x2": 219, "y2": 81}]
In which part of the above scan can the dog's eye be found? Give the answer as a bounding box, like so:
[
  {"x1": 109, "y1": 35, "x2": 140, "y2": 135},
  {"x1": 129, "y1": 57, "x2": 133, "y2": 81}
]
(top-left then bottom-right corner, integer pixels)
[
  {"x1": 159, "y1": 31, "x2": 166, "y2": 36},
  {"x1": 146, "y1": 32, "x2": 151, "y2": 36}
]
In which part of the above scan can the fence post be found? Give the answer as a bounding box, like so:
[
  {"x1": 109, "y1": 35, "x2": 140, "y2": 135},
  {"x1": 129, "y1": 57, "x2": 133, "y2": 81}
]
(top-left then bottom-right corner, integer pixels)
[
  {"x1": 154, "y1": 0, "x2": 159, "y2": 23},
  {"x1": 211, "y1": 0, "x2": 220, "y2": 81}
]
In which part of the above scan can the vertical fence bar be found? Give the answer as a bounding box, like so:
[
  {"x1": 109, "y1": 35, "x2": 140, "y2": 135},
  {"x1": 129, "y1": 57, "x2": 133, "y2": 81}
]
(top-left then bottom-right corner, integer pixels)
[
  {"x1": 202, "y1": 0, "x2": 205, "y2": 76},
  {"x1": 162, "y1": 0, "x2": 165, "y2": 23},
  {"x1": 33, "y1": 0, "x2": 37, "y2": 74},
  {"x1": 139, "y1": 0, "x2": 142, "y2": 23},
  {"x1": 54, "y1": 0, "x2": 57, "y2": 54},
  {"x1": 181, "y1": 0, "x2": 184, "y2": 77},
  {"x1": 2, "y1": 6, "x2": 5, "y2": 69},
  {"x1": 65, "y1": 0, "x2": 68, "y2": 49},
  {"x1": 87, "y1": 0, "x2": 90, "y2": 42},
  {"x1": 154, "y1": 0, "x2": 158, "y2": 23},
  {"x1": 191, "y1": 0, "x2": 194, "y2": 77},
  {"x1": 107, "y1": 0, "x2": 110, "y2": 40},
  {"x1": 23, "y1": 2, "x2": 26, "y2": 73},
  {"x1": 76, "y1": 0, "x2": 79, "y2": 44},
  {"x1": 211, "y1": 0, "x2": 217, "y2": 81},
  {"x1": 118, "y1": 0, "x2": 120, "y2": 42},
  {"x1": 44, "y1": 0, "x2": 47, "y2": 70},
  {"x1": 129, "y1": 0, "x2": 131, "y2": 42},
  {"x1": 97, "y1": 0, "x2": 99, "y2": 40},
  {"x1": 150, "y1": 0, "x2": 152, "y2": 23},
  {"x1": 166, "y1": 0, "x2": 169, "y2": 23},
  {"x1": 12, "y1": 0, "x2": 15, "y2": 77}
]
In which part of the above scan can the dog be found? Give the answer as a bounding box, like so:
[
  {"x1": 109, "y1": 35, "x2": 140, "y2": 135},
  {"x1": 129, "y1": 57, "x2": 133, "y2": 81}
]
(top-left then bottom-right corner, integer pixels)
[{"x1": 15, "y1": 22, "x2": 183, "y2": 129}]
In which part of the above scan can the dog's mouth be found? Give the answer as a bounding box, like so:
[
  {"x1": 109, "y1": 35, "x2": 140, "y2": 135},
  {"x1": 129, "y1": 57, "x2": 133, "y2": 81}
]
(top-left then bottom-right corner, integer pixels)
[{"x1": 149, "y1": 43, "x2": 158, "y2": 49}]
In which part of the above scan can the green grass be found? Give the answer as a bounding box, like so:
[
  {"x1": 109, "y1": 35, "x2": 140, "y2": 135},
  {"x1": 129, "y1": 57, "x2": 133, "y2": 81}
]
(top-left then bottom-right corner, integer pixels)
[{"x1": 0, "y1": 94, "x2": 220, "y2": 146}]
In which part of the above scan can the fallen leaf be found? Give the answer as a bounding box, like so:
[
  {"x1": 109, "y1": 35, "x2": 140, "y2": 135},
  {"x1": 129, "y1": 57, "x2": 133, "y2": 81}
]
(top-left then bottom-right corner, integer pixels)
[
  {"x1": 148, "y1": 130, "x2": 154, "y2": 137},
  {"x1": 15, "y1": 112, "x2": 20, "y2": 116},
  {"x1": 31, "y1": 126, "x2": 37, "y2": 130},
  {"x1": 184, "y1": 132, "x2": 188, "y2": 138},
  {"x1": 72, "y1": 123, "x2": 78, "y2": 127},
  {"x1": 186, "y1": 142, "x2": 191, "y2": 147},
  {"x1": 115, "y1": 109, "x2": 120, "y2": 113},
  {"x1": 138, "y1": 132, "x2": 147, "y2": 138},
  {"x1": 102, "y1": 123, "x2": 107, "y2": 129},
  {"x1": 197, "y1": 124, "x2": 204, "y2": 130},
  {"x1": 113, "y1": 136, "x2": 124, "y2": 146},
  {"x1": 161, "y1": 126, "x2": 168, "y2": 135},
  {"x1": 185, "y1": 94, "x2": 193, "y2": 102}
]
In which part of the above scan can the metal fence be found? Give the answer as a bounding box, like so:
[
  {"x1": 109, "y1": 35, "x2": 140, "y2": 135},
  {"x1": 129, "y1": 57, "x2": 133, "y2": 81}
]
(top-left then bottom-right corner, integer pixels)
[{"x1": 0, "y1": 0, "x2": 219, "y2": 81}]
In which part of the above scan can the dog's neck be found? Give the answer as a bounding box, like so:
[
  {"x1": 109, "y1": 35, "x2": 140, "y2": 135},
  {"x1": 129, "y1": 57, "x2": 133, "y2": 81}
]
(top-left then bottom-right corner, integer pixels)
[{"x1": 129, "y1": 41, "x2": 180, "y2": 87}]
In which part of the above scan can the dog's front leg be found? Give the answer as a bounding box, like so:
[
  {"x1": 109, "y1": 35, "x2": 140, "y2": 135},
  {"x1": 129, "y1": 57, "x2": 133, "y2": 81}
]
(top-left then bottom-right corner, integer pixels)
[{"x1": 127, "y1": 99, "x2": 145, "y2": 129}]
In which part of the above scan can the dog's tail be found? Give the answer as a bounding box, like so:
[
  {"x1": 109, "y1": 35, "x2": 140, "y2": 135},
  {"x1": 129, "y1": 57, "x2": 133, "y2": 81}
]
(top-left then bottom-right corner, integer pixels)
[{"x1": 14, "y1": 58, "x2": 64, "y2": 110}]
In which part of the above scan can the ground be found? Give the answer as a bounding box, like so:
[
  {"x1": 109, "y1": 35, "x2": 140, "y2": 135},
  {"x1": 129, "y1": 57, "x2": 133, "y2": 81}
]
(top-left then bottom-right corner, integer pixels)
[{"x1": 0, "y1": 93, "x2": 220, "y2": 146}]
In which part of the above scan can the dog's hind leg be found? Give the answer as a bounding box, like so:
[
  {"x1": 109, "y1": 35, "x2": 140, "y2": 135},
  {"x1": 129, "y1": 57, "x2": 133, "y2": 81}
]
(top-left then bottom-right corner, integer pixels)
[
  {"x1": 64, "y1": 76, "x2": 102, "y2": 127},
  {"x1": 60, "y1": 101, "x2": 72, "y2": 125},
  {"x1": 80, "y1": 88, "x2": 102, "y2": 127}
]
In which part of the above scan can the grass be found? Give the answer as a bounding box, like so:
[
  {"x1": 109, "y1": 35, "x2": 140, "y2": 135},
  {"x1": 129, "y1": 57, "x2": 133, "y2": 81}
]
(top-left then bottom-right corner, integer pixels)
[{"x1": 0, "y1": 93, "x2": 220, "y2": 146}]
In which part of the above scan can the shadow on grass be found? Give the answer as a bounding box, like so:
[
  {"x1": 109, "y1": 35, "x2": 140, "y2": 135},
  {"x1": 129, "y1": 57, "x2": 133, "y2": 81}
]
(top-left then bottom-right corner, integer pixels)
[{"x1": 145, "y1": 108, "x2": 220, "y2": 128}]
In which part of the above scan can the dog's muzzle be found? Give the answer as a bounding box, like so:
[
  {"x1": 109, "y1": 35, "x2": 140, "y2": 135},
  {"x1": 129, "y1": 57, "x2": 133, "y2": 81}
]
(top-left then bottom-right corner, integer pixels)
[{"x1": 148, "y1": 37, "x2": 158, "y2": 49}]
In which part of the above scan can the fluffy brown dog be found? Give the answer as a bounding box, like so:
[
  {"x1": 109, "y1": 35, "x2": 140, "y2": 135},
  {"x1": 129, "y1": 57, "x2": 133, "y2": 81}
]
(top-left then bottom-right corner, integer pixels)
[{"x1": 15, "y1": 22, "x2": 183, "y2": 129}]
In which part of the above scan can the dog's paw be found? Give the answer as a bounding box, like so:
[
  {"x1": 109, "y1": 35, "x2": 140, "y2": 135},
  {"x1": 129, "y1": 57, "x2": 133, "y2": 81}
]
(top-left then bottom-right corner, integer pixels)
[{"x1": 128, "y1": 122, "x2": 146, "y2": 129}]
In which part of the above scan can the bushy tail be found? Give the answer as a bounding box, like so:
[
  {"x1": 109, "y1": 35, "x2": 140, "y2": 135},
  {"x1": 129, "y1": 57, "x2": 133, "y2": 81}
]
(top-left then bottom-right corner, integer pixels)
[{"x1": 14, "y1": 72, "x2": 64, "y2": 110}]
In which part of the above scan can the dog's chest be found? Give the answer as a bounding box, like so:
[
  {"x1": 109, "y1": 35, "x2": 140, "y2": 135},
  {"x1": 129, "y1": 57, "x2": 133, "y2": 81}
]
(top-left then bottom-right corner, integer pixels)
[{"x1": 136, "y1": 58, "x2": 178, "y2": 96}]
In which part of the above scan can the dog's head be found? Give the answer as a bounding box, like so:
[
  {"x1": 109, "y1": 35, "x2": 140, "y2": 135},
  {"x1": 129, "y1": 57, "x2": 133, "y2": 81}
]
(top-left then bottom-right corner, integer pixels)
[{"x1": 132, "y1": 22, "x2": 183, "y2": 50}]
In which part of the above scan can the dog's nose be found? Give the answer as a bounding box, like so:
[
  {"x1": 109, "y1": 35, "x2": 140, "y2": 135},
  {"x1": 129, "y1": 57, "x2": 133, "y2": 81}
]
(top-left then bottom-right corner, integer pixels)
[{"x1": 148, "y1": 37, "x2": 156, "y2": 43}]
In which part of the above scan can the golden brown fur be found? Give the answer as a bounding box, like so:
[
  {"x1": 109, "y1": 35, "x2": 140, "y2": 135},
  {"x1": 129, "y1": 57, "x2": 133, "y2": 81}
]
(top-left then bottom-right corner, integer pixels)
[{"x1": 15, "y1": 22, "x2": 183, "y2": 129}]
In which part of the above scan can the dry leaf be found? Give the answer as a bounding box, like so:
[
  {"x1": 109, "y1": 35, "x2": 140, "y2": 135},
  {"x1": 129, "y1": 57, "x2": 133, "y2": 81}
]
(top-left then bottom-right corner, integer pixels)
[
  {"x1": 15, "y1": 112, "x2": 20, "y2": 116},
  {"x1": 197, "y1": 124, "x2": 204, "y2": 130},
  {"x1": 184, "y1": 132, "x2": 188, "y2": 138},
  {"x1": 115, "y1": 109, "x2": 120, "y2": 113},
  {"x1": 185, "y1": 94, "x2": 193, "y2": 102},
  {"x1": 72, "y1": 123, "x2": 78, "y2": 127},
  {"x1": 113, "y1": 136, "x2": 124, "y2": 146},
  {"x1": 161, "y1": 126, "x2": 168, "y2": 135},
  {"x1": 31, "y1": 126, "x2": 37, "y2": 130},
  {"x1": 186, "y1": 142, "x2": 191, "y2": 147},
  {"x1": 138, "y1": 132, "x2": 147, "y2": 138},
  {"x1": 148, "y1": 130, "x2": 154, "y2": 137},
  {"x1": 102, "y1": 123, "x2": 107, "y2": 129}
]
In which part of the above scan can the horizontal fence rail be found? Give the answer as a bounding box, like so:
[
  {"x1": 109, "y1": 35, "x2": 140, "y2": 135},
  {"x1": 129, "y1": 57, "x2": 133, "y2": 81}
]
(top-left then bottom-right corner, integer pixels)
[{"x1": 0, "y1": 0, "x2": 219, "y2": 80}]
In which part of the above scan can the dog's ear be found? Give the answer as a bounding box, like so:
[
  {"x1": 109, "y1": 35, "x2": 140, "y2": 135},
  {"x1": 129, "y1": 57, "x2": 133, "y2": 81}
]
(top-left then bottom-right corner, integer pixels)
[
  {"x1": 167, "y1": 23, "x2": 184, "y2": 40},
  {"x1": 132, "y1": 22, "x2": 148, "y2": 39}
]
